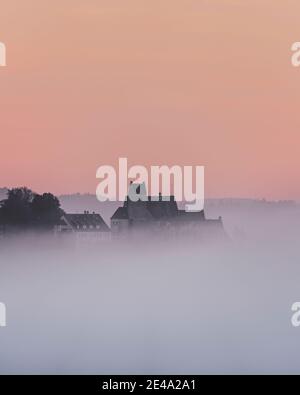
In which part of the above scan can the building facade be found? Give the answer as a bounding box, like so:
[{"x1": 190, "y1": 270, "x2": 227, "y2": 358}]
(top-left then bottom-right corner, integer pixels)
[
  {"x1": 111, "y1": 184, "x2": 224, "y2": 240},
  {"x1": 55, "y1": 212, "x2": 111, "y2": 243}
]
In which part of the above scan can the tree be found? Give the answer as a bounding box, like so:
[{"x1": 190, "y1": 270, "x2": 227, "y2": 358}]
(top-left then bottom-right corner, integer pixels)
[
  {"x1": 31, "y1": 193, "x2": 63, "y2": 227},
  {"x1": 0, "y1": 187, "x2": 34, "y2": 226},
  {"x1": 0, "y1": 188, "x2": 64, "y2": 229}
]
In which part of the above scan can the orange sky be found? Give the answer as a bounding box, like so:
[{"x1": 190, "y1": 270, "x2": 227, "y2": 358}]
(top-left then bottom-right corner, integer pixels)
[{"x1": 0, "y1": 0, "x2": 300, "y2": 199}]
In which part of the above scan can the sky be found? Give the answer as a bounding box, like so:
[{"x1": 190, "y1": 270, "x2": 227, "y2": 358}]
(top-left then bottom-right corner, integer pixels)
[{"x1": 0, "y1": 0, "x2": 299, "y2": 199}]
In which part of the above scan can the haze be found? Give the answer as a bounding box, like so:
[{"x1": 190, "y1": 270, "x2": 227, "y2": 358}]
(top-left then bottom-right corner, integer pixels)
[{"x1": 0, "y1": 1, "x2": 300, "y2": 199}]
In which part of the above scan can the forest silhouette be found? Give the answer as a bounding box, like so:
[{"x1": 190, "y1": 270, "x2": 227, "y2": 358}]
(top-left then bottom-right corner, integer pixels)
[{"x1": 0, "y1": 187, "x2": 63, "y2": 229}]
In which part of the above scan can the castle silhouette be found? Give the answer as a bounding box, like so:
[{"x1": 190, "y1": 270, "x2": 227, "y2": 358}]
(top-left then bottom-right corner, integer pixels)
[{"x1": 110, "y1": 183, "x2": 223, "y2": 239}]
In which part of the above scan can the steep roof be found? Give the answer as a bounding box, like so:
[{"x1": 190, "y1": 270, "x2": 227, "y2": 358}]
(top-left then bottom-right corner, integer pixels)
[
  {"x1": 111, "y1": 207, "x2": 128, "y2": 220},
  {"x1": 111, "y1": 195, "x2": 179, "y2": 222},
  {"x1": 110, "y1": 183, "x2": 208, "y2": 224},
  {"x1": 63, "y1": 213, "x2": 110, "y2": 232},
  {"x1": 126, "y1": 200, "x2": 153, "y2": 220},
  {"x1": 146, "y1": 198, "x2": 178, "y2": 219}
]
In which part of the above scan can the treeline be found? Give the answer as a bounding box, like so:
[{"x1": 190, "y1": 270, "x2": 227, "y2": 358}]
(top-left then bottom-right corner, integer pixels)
[{"x1": 0, "y1": 187, "x2": 64, "y2": 229}]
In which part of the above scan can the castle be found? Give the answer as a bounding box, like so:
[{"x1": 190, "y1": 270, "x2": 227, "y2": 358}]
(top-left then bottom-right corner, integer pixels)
[
  {"x1": 0, "y1": 184, "x2": 224, "y2": 243},
  {"x1": 110, "y1": 183, "x2": 224, "y2": 240}
]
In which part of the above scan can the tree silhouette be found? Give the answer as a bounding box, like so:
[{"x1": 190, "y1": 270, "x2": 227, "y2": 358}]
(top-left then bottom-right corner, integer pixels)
[
  {"x1": 0, "y1": 187, "x2": 34, "y2": 226},
  {"x1": 31, "y1": 193, "x2": 63, "y2": 227},
  {"x1": 0, "y1": 188, "x2": 64, "y2": 229}
]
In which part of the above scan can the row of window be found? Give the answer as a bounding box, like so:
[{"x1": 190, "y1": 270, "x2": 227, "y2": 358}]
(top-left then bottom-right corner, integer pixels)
[{"x1": 76, "y1": 225, "x2": 102, "y2": 230}]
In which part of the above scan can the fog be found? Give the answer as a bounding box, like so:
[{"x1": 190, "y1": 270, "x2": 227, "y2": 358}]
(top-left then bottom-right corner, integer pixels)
[{"x1": 0, "y1": 202, "x2": 300, "y2": 374}]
